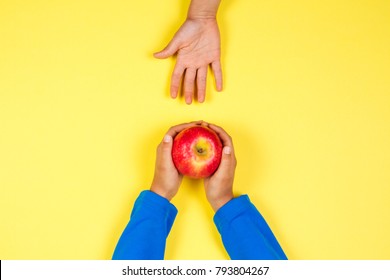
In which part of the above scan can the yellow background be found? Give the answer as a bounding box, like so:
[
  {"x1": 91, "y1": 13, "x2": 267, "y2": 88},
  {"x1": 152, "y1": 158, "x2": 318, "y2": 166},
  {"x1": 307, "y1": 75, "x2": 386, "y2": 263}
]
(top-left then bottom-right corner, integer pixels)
[{"x1": 1, "y1": 0, "x2": 390, "y2": 259}]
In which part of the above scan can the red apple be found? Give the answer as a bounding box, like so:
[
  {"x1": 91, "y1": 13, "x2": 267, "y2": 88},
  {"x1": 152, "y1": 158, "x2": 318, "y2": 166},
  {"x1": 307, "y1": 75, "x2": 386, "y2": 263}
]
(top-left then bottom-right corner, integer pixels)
[{"x1": 172, "y1": 125, "x2": 223, "y2": 179}]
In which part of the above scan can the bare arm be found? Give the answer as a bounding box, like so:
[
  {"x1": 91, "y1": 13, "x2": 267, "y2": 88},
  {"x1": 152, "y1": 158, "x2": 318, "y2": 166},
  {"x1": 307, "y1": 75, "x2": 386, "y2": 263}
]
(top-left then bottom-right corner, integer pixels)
[{"x1": 187, "y1": 0, "x2": 222, "y2": 19}]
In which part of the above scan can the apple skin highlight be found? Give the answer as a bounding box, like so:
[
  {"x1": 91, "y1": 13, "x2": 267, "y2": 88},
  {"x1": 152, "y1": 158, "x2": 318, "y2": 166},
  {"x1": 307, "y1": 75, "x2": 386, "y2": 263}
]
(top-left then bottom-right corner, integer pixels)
[{"x1": 172, "y1": 126, "x2": 223, "y2": 179}]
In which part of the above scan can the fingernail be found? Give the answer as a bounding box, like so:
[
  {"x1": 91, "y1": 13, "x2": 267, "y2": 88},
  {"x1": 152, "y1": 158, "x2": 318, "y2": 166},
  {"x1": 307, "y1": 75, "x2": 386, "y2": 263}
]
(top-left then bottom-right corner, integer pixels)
[
  {"x1": 163, "y1": 135, "x2": 172, "y2": 143},
  {"x1": 223, "y1": 146, "x2": 231, "y2": 155}
]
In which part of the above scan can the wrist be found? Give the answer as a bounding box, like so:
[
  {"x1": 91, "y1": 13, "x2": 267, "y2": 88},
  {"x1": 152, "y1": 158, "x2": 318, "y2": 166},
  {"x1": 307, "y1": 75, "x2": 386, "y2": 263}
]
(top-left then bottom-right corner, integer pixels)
[
  {"x1": 187, "y1": 13, "x2": 217, "y2": 20},
  {"x1": 150, "y1": 185, "x2": 175, "y2": 201},
  {"x1": 183, "y1": 17, "x2": 218, "y2": 36},
  {"x1": 187, "y1": 0, "x2": 220, "y2": 20},
  {"x1": 209, "y1": 193, "x2": 234, "y2": 212}
]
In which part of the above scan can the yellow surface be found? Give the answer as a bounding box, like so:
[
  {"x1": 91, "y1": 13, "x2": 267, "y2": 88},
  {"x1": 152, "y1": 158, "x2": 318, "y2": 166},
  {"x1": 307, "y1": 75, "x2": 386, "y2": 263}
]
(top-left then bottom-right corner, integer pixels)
[{"x1": 1, "y1": 0, "x2": 390, "y2": 260}]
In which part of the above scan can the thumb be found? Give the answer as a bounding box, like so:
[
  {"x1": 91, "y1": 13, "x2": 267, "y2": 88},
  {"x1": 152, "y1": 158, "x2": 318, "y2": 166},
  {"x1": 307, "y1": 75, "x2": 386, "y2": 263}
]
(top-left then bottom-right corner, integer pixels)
[
  {"x1": 156, "y1": 134, "x2": 173, "y2": 167},
  {"x1": 154, "y1": 40, "x2": 180, "y2": 59},
  {"x1": 217, "y1": 146, "x2": 233, "y2": 170},
  {"x1": 161, "y1": 134, "x2": 173, "y2": 155}
]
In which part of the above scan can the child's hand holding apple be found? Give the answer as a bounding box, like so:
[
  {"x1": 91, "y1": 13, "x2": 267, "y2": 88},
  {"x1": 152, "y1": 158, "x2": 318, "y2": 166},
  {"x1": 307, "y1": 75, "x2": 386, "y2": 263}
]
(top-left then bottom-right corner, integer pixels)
[{"x1": 150, "y1": 121, "x2": 236, "y2": 211}]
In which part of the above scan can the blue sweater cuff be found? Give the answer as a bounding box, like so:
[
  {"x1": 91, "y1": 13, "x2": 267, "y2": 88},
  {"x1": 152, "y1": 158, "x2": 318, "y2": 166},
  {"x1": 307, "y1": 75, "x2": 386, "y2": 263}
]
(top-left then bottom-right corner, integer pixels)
[
  {"x1": 213, "y1": 195, "x2": 252, "y2": 233},
  {"x1": 133, "y1": 190, "x2": 178, "y2": 224}
]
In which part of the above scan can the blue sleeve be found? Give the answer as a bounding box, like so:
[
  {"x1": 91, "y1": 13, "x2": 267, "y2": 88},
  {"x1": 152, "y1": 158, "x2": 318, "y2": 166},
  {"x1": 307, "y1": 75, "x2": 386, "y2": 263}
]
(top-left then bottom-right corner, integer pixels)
[
  {"x1": 112, "y1": 190, "x2": 178, "y2": 260},
  {"x1": 214, "y1": 195, "x2": 287, "y2": 260}
]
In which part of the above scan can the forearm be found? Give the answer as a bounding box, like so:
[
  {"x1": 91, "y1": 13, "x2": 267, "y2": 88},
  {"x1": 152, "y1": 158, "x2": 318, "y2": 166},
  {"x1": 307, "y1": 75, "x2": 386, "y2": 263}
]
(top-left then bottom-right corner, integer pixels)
[
  {"x1": 188, "y1": 0, "x2": 222, "y2": 19},
  {"x1": 112, "y1": 191, "x2": 178, "y2": 260},
  {"x1": 214, "y1": 195, "x2": 287, "y2": 260}
]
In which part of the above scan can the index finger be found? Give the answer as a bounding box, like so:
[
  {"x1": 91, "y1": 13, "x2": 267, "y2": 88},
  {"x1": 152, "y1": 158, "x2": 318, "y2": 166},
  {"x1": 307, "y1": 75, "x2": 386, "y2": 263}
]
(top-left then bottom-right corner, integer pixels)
[{"x1": 166, "y1": 120, "x2": 203, "y2": 139}]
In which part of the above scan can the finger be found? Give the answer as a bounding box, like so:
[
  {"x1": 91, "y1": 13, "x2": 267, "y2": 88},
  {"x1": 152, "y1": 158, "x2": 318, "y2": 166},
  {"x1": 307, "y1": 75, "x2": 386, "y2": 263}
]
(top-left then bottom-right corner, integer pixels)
[
  {"x1": 208, "y1": 123, "x2": 234, "y2": 152},
  {"x1": 200, "y1": 120, "x2": 209, "y2": 127},
  {"x1": 214, "y1": 133, "x2": 236, "y2": 173},
  {"x1": 183, "y1": 68, "x2": 196, "y2": 105},
  {"x1": 159, "y1": 134, "x2": 174, "y2": 161},
  {"x1": 171, "y1": 64, "x2": 185, "y2": 99},
  {"x1": 197, "y1": 67, "x2": 207, "y2": 103},
  {"x1": 155, "y1": 134, "x2": 181, "y2": 182},
  {"x1": 154, "y1": 39, "x2": 180, "y2": 59},
  {"x1": 217, "y1": 146, "x2": 234, "y2": 170},
  {"x1": 210, "y1": 143, "x2": 236, "y2": 185},
  {"x1": 157, "y1": 134, "x2": 173, "y2": 155},
  {"x1": 211, "y1": 60, "x2": 223, "y2": 91},
  {"x1": 166, "y1": 121, "x2": 203, "y2": 139}
]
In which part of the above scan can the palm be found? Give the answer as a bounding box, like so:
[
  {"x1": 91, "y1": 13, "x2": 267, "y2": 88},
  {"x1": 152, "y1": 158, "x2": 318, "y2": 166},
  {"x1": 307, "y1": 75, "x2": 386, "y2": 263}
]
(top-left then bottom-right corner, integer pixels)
[{"x1": 176, "y1": 19, "x2": 221, "y2": 68}]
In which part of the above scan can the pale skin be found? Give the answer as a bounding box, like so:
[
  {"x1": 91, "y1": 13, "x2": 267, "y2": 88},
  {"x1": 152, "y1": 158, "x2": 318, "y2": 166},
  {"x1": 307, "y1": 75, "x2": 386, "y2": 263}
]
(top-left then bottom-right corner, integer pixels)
[
  {"x1": 154, "y1": 0, "x2": 223, "y2": 105},
  {"x1": 150, "y1": 121, "x2": 236, "y2": 212}
]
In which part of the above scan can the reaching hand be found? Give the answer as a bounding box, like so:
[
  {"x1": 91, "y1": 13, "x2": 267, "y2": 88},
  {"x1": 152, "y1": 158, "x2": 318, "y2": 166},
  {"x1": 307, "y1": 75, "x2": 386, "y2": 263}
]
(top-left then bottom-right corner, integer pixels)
[
  {"x1": 203, "y1": 123, "x2": 237, "y2": 212},
  {"x1": 150, "y1": 121, "x2": 203, "y2": 200},
  {"x1": 154, "y1": 18, "x2": 222, "y2": 105}
]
